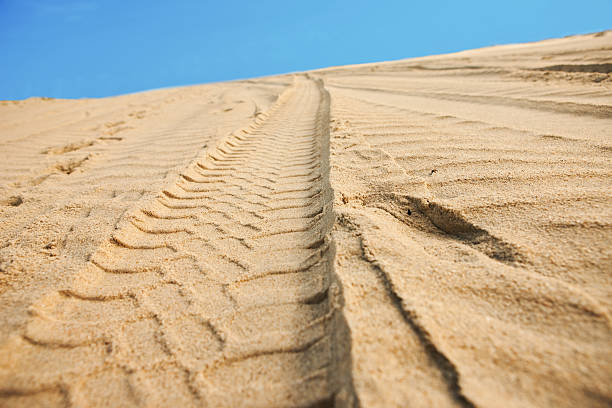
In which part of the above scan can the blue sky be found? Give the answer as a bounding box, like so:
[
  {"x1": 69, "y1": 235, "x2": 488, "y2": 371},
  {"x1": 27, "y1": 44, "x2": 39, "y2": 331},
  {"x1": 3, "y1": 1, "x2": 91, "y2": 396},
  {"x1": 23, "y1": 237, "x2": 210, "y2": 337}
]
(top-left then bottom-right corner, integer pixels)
[{"x1": 1, "y1": 0, "x2": 610, "y2": 99}]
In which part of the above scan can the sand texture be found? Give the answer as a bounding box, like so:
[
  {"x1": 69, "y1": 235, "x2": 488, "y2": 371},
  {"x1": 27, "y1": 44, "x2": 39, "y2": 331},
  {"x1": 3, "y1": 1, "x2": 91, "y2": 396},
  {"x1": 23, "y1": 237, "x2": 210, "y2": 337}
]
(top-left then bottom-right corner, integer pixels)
[{"x1": 1, "y1": 31, "x2": 611, "y2": 407}]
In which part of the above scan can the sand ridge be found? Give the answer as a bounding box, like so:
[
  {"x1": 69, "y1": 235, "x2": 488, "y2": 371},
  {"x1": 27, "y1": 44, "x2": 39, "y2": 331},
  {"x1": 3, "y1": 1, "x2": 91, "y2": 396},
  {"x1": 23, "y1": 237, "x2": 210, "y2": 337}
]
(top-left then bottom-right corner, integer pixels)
[{"x1": 1, "y1": 31, "x2": 611, "y2": 407}]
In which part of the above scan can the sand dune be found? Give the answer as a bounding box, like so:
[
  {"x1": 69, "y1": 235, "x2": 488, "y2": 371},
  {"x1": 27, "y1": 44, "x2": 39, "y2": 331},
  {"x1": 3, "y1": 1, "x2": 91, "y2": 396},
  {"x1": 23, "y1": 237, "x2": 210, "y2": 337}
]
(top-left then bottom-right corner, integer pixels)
[{"x1": 0, "y1": 31, "x2": 610, "y2": 407}]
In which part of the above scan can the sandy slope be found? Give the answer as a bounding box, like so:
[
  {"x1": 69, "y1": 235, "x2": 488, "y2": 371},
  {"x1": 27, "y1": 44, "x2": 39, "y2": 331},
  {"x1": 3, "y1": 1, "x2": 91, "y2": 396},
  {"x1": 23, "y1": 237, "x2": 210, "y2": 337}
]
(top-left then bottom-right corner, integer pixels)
[{"x1": 0, "y1": 31, "x2": 610, "y2": 407}]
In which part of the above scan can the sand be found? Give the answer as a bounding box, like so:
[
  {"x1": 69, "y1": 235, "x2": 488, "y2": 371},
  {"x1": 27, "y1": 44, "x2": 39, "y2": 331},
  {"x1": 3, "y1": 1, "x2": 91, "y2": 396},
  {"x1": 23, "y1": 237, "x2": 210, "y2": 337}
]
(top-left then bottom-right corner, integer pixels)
[{"x1": 0, "y1": 31, "x2": 610, "y2": 407}]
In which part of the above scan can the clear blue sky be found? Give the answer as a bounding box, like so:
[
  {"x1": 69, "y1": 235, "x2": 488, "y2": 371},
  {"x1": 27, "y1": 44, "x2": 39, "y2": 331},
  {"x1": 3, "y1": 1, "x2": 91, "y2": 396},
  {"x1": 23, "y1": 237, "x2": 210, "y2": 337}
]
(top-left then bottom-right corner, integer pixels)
[{"x1": 1, "y1": 0, "x2": 610, "y2": 99}]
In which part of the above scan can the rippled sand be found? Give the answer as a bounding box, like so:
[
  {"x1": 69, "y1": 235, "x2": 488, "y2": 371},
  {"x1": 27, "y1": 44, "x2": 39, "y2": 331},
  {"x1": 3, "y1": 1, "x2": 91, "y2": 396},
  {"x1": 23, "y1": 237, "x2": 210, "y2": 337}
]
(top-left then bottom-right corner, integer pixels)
[{"x1": 1, "y1": 31, "x2": 610, "y2": 407}]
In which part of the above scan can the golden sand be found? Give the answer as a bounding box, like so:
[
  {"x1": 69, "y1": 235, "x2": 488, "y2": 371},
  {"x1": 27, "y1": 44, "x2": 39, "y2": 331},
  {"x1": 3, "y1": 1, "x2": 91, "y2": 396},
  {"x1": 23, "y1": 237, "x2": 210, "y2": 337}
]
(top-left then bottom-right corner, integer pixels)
[{"x1": 0, "y1": 31, "x2": 610, "y2": 407}]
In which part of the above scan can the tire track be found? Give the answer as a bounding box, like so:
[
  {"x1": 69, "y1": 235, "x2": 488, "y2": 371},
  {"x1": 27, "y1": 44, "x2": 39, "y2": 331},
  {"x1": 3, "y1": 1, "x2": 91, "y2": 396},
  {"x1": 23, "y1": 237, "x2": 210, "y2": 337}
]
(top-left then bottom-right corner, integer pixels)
[
  {"x1": 0, "y1": 77, "x2": 355, "y2": 407},
  {"x1": 327, "y1": 82, "x2": 612, "y2": 119}
]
